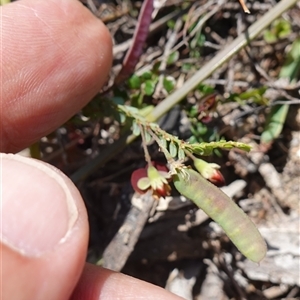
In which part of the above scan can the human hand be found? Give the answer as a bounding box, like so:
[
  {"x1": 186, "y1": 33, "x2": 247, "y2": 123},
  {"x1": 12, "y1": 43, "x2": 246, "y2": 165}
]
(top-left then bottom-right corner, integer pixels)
[{"x1": 1, "y1": 1, "x2": 184, "y2": 299}]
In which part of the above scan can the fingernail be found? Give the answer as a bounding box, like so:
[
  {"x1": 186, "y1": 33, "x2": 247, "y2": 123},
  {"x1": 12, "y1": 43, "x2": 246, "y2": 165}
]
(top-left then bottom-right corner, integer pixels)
[{"x1": 1, "y1": 153, "x2": 78, "y2": 256}]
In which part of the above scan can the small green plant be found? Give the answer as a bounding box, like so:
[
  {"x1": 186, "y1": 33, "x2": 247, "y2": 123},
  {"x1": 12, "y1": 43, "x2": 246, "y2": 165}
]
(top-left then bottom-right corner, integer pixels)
[
  {"x1": 264, "y1": 18, "x2": 292, "y2": 43},
  {"x1": 127, "y1": 70, "x2": 176, "y2": 108},
  {"x1": 116, "y1": 102, "x2": 266, "y2": 262},
  {"x1": 227, "y1": 87, "x2": 269, "y2": 105}
]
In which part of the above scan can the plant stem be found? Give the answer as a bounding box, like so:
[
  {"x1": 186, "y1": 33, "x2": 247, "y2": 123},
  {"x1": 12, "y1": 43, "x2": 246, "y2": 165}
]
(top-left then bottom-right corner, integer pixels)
[
  {"x1": 139, "y1": 124, "x2": 152, "y2": 165},
  {"x1": 147, "y1": 129, "x2": 174, "y2": 163}
]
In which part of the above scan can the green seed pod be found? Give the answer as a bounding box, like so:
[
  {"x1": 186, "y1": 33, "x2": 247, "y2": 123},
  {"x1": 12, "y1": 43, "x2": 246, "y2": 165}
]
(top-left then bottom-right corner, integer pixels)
[{"x1": 173, "y1": 168, "x2": 267, "y2": 262}]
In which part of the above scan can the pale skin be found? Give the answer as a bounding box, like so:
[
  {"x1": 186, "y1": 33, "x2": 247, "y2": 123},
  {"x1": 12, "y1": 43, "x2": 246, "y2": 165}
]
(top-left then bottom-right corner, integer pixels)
[{"x1": 1, "y1": 0, "x2": 184, "y2": 299}]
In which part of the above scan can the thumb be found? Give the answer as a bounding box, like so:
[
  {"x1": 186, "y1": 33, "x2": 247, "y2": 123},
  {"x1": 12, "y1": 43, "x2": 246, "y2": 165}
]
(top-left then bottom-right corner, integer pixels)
[{"x1": 1, "y1": 153, "x2": 89, "y2": 300}]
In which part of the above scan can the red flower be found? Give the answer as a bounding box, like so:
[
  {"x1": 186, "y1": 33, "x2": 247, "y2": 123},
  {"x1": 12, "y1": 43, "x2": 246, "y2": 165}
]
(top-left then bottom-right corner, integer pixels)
[{"x1": 131, "y1": 162, "x2": 171, "y2": 198}]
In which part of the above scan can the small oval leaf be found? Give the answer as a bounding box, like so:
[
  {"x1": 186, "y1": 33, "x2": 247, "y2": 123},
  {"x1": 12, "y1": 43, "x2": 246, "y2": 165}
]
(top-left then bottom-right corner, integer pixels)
[
  {"x1": 144, "y1": 130, "x2": 152, "y2": 144},
  {"x1": 132, "y1": 121, "x2": 141, "y2": 136},
  {"x1": 178, "y1": 148, "x2": 185, "y2": 160},
  {"x1": 169, "y1": 142, "x2": 178, "y2": 158},
  {"x1": 159, "y1": 137, "x2": 167, "y2": 150},
  {"x1": 119, "y1": 113, "x2": 126, "y2": 124}
]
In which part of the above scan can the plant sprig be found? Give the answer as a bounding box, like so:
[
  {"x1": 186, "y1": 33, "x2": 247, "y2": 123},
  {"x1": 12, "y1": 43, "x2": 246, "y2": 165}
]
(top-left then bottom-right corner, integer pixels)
[{"x1": 117, "y1": 103, "x2": 251, "y2": 161}]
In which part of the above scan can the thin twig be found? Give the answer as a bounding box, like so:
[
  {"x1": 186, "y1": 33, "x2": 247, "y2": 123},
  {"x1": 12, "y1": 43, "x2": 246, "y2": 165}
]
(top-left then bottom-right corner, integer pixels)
[
  {"x1": 115, "y1": 0, "x2": 154, "y2": 83},
  {"x1": 101, "y1": 191, "x2": 156, "y2": 271}
]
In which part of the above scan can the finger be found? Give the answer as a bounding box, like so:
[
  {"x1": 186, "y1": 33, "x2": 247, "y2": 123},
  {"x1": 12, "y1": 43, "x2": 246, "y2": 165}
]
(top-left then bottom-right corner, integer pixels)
[
  {"x1": 1, "y1": 153, "x2": 89, "y2": 300},
  {"x1": 71, "y1": 264, "x2": 185, "y2": 300},
  {"x1": 1, "y1": 0, "x2": 112, "y2": 152}
]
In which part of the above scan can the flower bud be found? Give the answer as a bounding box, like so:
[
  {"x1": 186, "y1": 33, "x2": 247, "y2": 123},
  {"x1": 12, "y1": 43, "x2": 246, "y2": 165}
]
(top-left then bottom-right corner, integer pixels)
[{"x1": 193, "y1": 158, "x2": 225, "y2": 187}]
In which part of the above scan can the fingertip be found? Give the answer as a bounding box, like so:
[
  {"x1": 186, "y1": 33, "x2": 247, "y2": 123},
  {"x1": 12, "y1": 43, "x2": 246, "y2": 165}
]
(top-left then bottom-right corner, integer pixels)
[
  {"x1": 1, "y1": 0, "x2": 113, "y2": 152},
  {"x1": 71, "y1": 264, "x2": 185, "y2": 300},
  {"x1": 1, "y1": 153, "x2": 89, "y2": 300}
]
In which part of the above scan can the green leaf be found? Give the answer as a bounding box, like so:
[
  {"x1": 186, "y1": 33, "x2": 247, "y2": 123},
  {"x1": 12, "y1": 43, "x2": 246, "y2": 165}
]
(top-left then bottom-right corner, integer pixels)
[
  {"x1": 119, "y1": 113, "x2": 126, "y2": 124},
  {"x1": 124, "y1": 106, "x2": 139, "y2": 114},
  {"x1": 181, "y1": 63, "x2": 193, "y2": 73},
  {"x1": 160, "y1": 137, "x2": 167, "y2": 150},
  {"x1": 238, "y1": 87, "x2": 267, "y2": 99},
  {"x1": 178, "y1": 148, "x2": 185, "y2": 160},
  {"x1": 132, "y1": 121, "x2": 141, "y2": 136},
  {"x1": 128, "y1": 74, "x2": 141, "y2": 89},
  {"x1": 264, "y1": 31, "x2": 277, "y2": 43},
  {"x1": 197, "y1": 123, "x2": 208, "y2": 135},
  {"x1": 131, "y1": 92, "x2": 144, "y2": 108},
  {"x1": 190, "y1": 49, "x2": 201, "y2": 58},
  {"x1": 140, "y1": 71, "x2": 153, "y2": 81},
  {"x1": 196, "y1": 33, "x2": 205, "y2": 47},
  {"x1": 238, "y1": 87, "x2": 268, "y2": 105},
  {"x1": 167, "y1": 51, "x2": 180, "y2": 65},
  {"x1": 264, "y1": 18, "x2": 291, "y2": 43},
  {"x1": 144, "y1": 130, "x2": 152, "y2": 144},
  {"x1": 261, "y1": 104, "x2": 289, "y2": 144},
  {"x1": 197, "y1": 84, "x2": 215, "y2": 95},
  {"x1": 188, "y1": 135, "x2": 198, "y2": 144},
  {"x1": 167, "y1": 19, "x2": 176, "y2": 29},
  {"x1": 261, "y1": 39, "x2": 300, "y2": 144},
  {"x1": 163, "y1": 76, "x2": 176, "y2": 93},
  {"x1": 276, "y1": 19, "x2": 291, "y2": 38},
  {"x1": 280, "y1": 38, "x2": 300, "y2": 82},
  {"x1": 188, "y1": 106, "x2": 198, "y2": 118},
  {"x1": 169, "y1": 142, "x2": 178, "y2": 157},
  {"x1": 143, "y1": 79, "x2": 157, "y2": 96},
  {"x1": 190, "y1": 141, "x2": 251, "y2": 156}
]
